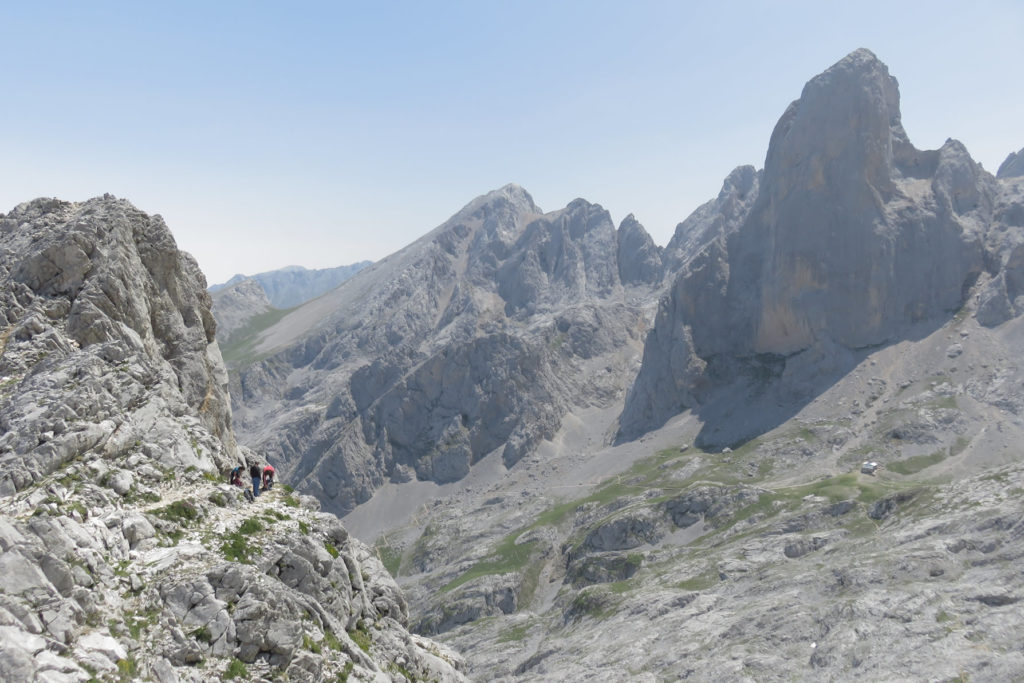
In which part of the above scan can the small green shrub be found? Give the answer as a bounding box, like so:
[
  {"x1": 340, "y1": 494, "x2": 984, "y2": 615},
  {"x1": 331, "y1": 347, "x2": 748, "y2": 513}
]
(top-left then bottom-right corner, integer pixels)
[
  {"x1": 323, "y1": 629, "x2": 342, "y2": 651},
  {"x1": 324, "y1": 542, "x2": 340, "y2": 558},
  {"x1": 191, "y1": 626, "x2": 212, "y2": 643},
  {"x1": 283, "y1": 495, "x2": 300, "y2": 508},
  {"x1": 115, "y1": 657, "x2": 138, "y2": 683},
  {"x1": 337, "y1": 660, "x2": 354, "y2": 682},
  {"x1": 237, "y1": 518, "x2": 263, "y2": 534},
  {"x1": 298, "y1": 521, "x2": 310, "y2": 535},
  {"x1": 221, "y1": 521, "x2": 262, "y2": 563},
  {"x1": 154, "y1": 500, "x2": 202, "y2": 526},
  {"x1": 303, "y1": 634, "x2": 322, "y2": 653},
  {"x1": 224, "y1": 658, "x2": 248, "y2": 680}
]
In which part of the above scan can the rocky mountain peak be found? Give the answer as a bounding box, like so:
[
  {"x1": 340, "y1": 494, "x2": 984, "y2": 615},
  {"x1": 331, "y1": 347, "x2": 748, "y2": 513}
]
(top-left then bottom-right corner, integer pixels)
[
  {"x1": 619, "y1": 50, "x2": 1018, "y2": 441},
  {"x1": 616, "y1": 214, "x2": 663, "y2": 285},
  {"x1": 451, "y1": 182, "x2": 540, "y2": 232},
  {"x1": 763, "y1": 47, "x2": 904, "y2": 202}
]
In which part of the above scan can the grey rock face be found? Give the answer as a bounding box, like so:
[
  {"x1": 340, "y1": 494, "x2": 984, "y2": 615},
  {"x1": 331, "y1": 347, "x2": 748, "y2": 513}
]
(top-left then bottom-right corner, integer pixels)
[
  {"x1": 210, "y1": 261, "x2": 372, "y2": 309},
  {"x1": 620, "y1": 49, "x2": 1022, "y2": 439},
  {"x1": 229, "y1": 184, "x2": 662, "y2": 514},
  {"x1": 616, "y1": 214, "x2": 663, "y2": 285}
]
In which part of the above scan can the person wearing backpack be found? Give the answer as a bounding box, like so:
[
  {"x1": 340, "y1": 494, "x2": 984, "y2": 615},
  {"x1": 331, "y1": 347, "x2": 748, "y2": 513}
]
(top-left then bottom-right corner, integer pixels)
[
  {"x1": 249, "y1": 461, "x2": 262, "y2": 499},
  {"x1": 262, "y1": 464, "x2": 276, "y2": 491}
]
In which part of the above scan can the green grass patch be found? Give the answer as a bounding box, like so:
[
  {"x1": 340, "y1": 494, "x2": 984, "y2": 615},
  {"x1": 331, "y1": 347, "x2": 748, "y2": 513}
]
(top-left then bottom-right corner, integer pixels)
[
  {"x1": 676, "y1": 570, "x2": 719, "y2": 591},
  {"x1": 323, "y1": 629, "x2": 343, "y2": 651},
  {"x1": 124, "y1": 608, "x2": 160, "y2": 640},
  {"x1": 298, "y1": 520, "x2": 310, "y2": 535},
  {"x1": 568, "y1": 586, "x2": 616, "y2": 620},
  {"x1": 324, "y1": 541, "x2": 340, "y2": 558},
  {"x1": 440, "y1": 534, "x2": 538, "y2": 594},
  {"x1": 374, "y1": 538, "x2": 402, "y2": 577},
  {"x1": 220, "y1": 306, "x2": 296, "y2": 364},
  {"x1": 497, "y1": 623, "x2": 530, "y2": 643},
  {"x1": 221, "y1": 521, "x2": 262, "y2": 563},
  {"x1": 283, "y1": 494, "x2": 301, "y2": 508},
  {"x1": 888, "y1": 450, "x2": 948, "y2": 475},
  {"x1": 950, "y1": 436, "x2": 971, "y2": 457},
  {"x1": 348, "y1": 623, "x2": 372, "y2": 653}
]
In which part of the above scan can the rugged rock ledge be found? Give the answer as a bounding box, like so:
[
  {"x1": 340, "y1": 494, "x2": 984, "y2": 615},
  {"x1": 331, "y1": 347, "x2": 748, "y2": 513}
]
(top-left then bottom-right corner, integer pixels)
[{"x1": 0, "y1": 196, "x2": 466, "y2": 682}]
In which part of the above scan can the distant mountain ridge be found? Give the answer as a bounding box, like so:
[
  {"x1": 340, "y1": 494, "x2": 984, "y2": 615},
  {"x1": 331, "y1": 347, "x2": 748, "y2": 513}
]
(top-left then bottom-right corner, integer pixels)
[
  {"x1": 209, "y1": 261, "x2": 372, "y2": 309},
  {"x1": 226, "y1": 184, "x2": 667, "y2": 513}
]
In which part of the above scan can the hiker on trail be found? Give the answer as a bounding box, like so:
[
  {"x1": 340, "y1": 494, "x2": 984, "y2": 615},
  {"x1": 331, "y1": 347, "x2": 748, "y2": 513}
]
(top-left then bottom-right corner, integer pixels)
[
  {"x1": 229, "y1": 466, "x2": 244, "y2": 487},
  {"x1": 262, "y1": 464, "x2": 275, "y2": 491},
  {"x1": 249, "y1": 461, "x2": 262, "y2": 499}
]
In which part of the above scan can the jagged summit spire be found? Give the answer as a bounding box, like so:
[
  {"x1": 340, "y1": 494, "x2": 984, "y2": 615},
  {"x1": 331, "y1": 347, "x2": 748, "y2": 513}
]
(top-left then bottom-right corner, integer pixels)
[{"x1": 763, "y1": 47, "x2": 904, "y2": 196}]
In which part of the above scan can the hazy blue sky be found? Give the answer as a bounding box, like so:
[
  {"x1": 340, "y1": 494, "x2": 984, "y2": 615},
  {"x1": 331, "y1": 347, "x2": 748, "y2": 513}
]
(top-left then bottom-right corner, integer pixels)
[{"x1": 2, "y1": 1, "x2": 1022, "y2": 284}]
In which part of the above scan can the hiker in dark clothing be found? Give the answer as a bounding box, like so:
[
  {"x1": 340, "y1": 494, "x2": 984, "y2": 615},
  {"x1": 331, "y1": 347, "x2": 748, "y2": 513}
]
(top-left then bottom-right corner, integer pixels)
[
  {"x1": 249, "y1": 462, "x2": 262, "y2": 498},
  {"x1": 229, "y1": 466, "x2": 244, "y2": 487}
]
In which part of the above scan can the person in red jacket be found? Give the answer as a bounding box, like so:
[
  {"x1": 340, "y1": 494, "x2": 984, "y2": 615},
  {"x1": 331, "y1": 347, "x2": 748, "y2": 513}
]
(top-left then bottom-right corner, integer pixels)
[{"x1": 262, "y1": 464, "x2": 276, "y2": 491}]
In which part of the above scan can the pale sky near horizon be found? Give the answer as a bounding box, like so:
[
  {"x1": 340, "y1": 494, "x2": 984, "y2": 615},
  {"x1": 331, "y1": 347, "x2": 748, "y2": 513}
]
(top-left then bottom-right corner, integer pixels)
[{"x1": 2, "y1": 1, "x2": 1022, "y2": 285}]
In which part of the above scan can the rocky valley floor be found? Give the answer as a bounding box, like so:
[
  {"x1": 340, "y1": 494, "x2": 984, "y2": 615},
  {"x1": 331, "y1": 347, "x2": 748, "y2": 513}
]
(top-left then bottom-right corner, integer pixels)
[{"x1": 343, "y1": 310, "x2": 1024, "y2": 681}]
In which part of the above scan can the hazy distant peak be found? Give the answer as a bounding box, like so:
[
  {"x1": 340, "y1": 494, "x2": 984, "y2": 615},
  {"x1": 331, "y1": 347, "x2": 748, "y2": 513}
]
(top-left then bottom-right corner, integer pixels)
[{"x1": 998, "y1": 147, "x2": 1024, "y2": 178}]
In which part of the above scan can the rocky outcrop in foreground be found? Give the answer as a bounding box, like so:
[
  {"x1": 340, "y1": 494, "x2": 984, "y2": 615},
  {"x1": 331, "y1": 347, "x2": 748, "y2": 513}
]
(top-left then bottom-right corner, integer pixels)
[{"x1": 0, "y1": 197, "x2": 465, "y2": 682}]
